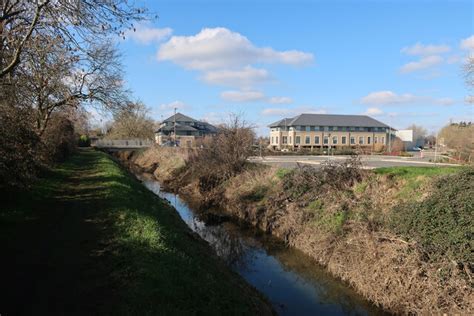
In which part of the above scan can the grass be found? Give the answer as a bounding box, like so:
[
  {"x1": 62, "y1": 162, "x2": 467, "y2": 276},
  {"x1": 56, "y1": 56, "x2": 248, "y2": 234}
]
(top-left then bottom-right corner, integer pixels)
[
  {"x1": 0, "y1": 149, "x2": 271, "y2": 315},
  {"x1": 374, "y1": 166, "x2": 462, "y2": 199}
]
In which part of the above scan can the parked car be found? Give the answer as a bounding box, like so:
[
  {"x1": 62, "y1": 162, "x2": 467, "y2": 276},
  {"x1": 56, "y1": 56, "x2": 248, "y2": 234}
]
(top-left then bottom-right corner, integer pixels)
[{"x1": 161, "y1": 141, "x2": 179, "y2": 147}]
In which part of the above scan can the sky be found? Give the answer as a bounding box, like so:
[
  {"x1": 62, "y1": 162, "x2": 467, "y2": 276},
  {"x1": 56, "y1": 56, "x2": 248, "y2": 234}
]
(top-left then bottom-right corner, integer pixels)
[{"x1": 112, "y1": 0, "x2": 473, "y2": 135}]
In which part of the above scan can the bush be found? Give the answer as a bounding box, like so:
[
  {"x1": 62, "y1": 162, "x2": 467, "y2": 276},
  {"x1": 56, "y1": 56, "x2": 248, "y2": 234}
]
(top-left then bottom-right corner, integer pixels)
[
  {"x1": 78, "y1": 135, "x2": 91, "y2": 147},
  {"x1": 0, "y1": 105, "x2": 43, "y2": 188},
  {"x1": 389, "y1": 168, "x2": 474, "y2": 265},
  {"x1": 41, "y1": 114, "x2": 76, "y2": 162},
  {"x1": 180, "y1": 115, "x2": 255, "y2": 193}
]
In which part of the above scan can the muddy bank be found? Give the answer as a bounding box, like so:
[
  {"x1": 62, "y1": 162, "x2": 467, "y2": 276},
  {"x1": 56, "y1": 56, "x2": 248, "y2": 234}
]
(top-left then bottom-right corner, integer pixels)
[{"x1": 112, "y1": 148, "x2": 473, "y2": 315}]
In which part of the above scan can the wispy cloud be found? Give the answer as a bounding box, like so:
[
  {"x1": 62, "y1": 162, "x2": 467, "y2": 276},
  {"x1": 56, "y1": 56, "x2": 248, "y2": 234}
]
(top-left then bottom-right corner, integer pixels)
[
  {"x1": 360, "y1": 90, "x2": 455, "y2": 106},
  {"x1": 401, "y1": 42, "x2": 451, "y2": 55},
  {"x1": 400, "y1": 55, "x2": 443, "y2": 73},
  {"x1": 201, "y1": 66, "x2": 271, "y2": 88},
  {"x1": 221, "y1": 90, "x2": 266, "y2": 102},
  {"x1": 124, "y1": 22, "x2": 173, "y2": 44},
  {"x1": 261, "y1": 106, "x2": 327, "y2": 117},
  {"x1": 460, "y1": 35, "x2": 474, "y2": 51},
  {"x1": 268, "y1": 96, "x2": 293, "y2": 104},
  {"x1": 363, "y1": 107, "x2": 383, "y2": 116}
]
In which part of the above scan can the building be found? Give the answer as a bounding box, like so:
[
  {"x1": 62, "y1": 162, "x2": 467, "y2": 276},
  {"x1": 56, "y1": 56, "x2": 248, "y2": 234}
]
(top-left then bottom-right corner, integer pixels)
[
  {"x1": 268, "y1": 113, "x2": 392, "y2": 150},
  {"x1": 155, "y1": 113, "x2": 217, "y2": 147}
]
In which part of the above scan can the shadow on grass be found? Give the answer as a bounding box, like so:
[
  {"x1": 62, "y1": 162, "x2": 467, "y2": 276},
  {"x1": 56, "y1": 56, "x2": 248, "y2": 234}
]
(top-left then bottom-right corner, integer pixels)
[{"x1": 0, "y1": 149, "x2": 272, "y2": 315}]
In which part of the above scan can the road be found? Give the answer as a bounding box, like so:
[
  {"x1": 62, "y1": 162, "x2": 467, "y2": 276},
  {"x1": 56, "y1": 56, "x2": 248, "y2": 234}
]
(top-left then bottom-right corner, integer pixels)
[{"x1": 249, "y1": 152, "x2": 459, "y2": 169}]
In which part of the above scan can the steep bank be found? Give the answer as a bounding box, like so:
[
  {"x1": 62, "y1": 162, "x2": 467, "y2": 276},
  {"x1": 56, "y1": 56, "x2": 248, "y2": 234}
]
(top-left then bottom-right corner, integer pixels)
[
  {"x1": 0, "y1": 149, "x2": 272, "y2": 315},
  {"x1": 117, "y1": 147, "x2": 473, "y2": 314}
]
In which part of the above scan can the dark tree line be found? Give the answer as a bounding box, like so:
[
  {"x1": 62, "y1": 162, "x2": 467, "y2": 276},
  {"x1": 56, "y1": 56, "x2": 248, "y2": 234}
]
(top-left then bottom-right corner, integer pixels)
[{"x1": 0, "y1": 0, "x2": 152, "y2": 188}]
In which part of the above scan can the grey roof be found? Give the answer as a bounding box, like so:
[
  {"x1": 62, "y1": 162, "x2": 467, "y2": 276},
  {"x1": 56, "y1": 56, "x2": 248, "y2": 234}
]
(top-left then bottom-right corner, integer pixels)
[
  {"x1": 156, "y1": 112, "x2": 218, "y2": 134},
  {"x1": 162, "y1": 112, "x2": 197, "y2": 123},
  {"x1": 268, "y1": 114, "x2": 390, "y2": 128}
]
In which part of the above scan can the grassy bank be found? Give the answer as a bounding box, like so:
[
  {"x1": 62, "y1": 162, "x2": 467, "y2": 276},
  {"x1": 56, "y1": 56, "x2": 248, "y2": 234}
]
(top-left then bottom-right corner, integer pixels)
[
  {"x1": 122, "y1": 147, "x2": 473, "y2": 314},
  {"x1": 0, "y1": 149, "x2": 272, "y2": 315}
]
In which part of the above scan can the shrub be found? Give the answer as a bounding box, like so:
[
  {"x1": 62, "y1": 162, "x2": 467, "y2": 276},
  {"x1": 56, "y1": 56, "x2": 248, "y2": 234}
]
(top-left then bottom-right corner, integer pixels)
[
  {"x1": 40, "y1": 114, "x2": 76, "y2": 162},
  {"x1": 180, "y1": 115, "x2": 255, "y2": 193},
  {"x1": 78, "y1": 135, "x2": 91, "y2": 147},
  {"x1": 0, "y1": 104, "x2": 43, "y2": 188},
  {"x1": 389, "y1": 168, "x2": 474, "y2": 265}
]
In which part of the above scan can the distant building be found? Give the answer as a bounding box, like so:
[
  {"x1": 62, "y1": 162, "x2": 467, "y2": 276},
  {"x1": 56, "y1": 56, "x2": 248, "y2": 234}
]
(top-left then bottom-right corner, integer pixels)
[
  {"x1": 268, "y1": 113, "x2": 392, "y2": 150},
  {"x1": 155, "y1": 113, "x2": 217, "y2": 147}
]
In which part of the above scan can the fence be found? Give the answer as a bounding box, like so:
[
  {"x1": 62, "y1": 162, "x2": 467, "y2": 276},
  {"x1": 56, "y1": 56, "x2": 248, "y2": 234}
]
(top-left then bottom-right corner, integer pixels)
[{"x1": 92, "y1": 139, "x2": 154, "y2": 148}]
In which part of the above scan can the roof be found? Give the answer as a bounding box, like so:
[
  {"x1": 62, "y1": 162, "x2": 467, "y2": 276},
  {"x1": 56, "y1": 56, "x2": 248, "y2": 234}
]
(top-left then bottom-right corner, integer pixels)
[
  {"x1": 162, "y1": 112, "x2": 197, "y2": 123},
  {"x1": 268, "y1": 113, "x2": 390, "y2": 128},
  {"x1": 156, "y1": 112, "x2": 218, "y2": 134}
]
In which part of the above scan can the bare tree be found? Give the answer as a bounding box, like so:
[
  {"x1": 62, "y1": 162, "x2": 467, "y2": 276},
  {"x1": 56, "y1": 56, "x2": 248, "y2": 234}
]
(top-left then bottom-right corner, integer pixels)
[
  {"x1": 106, "y1": 101, "x2": 155, "y2": 139},
  {"x1": 0, "y1": 0, "x2": 150, "y2": 78}
]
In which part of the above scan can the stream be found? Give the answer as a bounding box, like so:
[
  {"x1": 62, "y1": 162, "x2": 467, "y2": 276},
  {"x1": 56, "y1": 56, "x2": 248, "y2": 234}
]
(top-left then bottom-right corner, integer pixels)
[{"x1": 138, "y1": 174, "x2": 387, "y2": 316}]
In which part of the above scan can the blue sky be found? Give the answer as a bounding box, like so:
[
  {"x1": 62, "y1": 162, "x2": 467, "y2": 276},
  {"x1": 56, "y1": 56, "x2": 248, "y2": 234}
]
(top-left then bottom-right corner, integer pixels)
[{"x1": 115, "y1": 0, "x2": 473, "y2": 135}]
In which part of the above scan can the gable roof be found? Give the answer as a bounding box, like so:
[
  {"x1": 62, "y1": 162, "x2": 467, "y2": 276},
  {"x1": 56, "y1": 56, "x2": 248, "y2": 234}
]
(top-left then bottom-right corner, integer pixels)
[
  {"x1": 269, "y1": 113, "x2": 390, "y2": 128},
  {"x1": 162, "y1": 112, "x2": 197, "y2": 123}
]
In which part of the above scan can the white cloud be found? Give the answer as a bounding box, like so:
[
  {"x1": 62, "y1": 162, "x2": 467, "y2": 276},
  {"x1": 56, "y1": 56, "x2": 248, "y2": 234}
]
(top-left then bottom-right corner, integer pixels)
[
  {"x1": 401, "y1": 42, "x2": 451, "y2": 56},
  {"x1": 460, "y1": 35, "x2": 474, "y2": 51},
  {"x1": 124, "y1": 22, "x2": 173, "y2": 44},
  {"x1": 261, "y1": 106, "x2": 327, "y2": 117},
  {"x1": 435, "y1": 97, "x2": 455, "y2": 106},
  {"x1": 157, "y1": 27, "x2": 313, "y2": 70},
  {"x1": 360, "y1": 90, "x2": 455, "y2": 106},
  {"x1": 400, "y1": 55, "x2": 443, "y2": 73},
  {"x1": 221, "y1": 90, "x2": 266, "y2": 102},
  {"x1": 202, "y1": 66, "x2": 271, "y2": 88},
  {"x1": 159, "y1": 100, "x2": 189, "y2": 111},
  {"x1": 268, "y1": 96, "x2": 293, "y2": 104},
  {"x1": 364, "y1": 107, "x2": 383, "y2": 116}
]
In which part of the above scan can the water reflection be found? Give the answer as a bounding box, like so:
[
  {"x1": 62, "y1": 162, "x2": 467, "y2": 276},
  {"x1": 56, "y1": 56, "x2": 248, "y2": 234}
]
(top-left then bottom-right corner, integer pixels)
[{"x1": 139, "y1": 174, "x2": 387, "y2": 316}]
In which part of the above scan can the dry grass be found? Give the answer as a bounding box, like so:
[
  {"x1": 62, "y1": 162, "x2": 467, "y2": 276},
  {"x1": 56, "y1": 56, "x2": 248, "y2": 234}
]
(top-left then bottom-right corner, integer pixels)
[{"x1": 119, "y1": 147, "x2": 473, "y2": 314}]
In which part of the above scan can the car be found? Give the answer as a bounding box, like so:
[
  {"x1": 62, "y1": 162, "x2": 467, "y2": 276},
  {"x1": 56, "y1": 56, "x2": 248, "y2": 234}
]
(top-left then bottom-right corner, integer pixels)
[
  {"x1": 410, "y1": 147, "x2": 422, "y2": 152},
  {"x1": 161, "y1": 141, "x2": 179, "y2": 147}
]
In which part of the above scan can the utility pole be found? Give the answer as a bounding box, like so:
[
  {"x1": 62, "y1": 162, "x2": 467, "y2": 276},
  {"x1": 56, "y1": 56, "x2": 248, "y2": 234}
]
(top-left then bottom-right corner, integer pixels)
[
  {"x1": 388, "y1": 115, "x2": 393, "y2": 154},
  {"x1": 173, "y1": 107, "x2": 177, "y2": 146}
]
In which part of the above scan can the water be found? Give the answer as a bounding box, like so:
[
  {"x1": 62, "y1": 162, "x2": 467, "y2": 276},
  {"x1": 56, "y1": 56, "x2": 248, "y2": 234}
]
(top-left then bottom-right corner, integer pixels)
[{"x1": 139, "y1": 175, "x2": 386, "y2": 316}]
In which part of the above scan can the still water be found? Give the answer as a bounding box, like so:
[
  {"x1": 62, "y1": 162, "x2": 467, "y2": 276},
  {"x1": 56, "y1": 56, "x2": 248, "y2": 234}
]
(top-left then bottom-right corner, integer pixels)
[{"x1": 139, "y1": 175, "x2": 386, "y2": 316}]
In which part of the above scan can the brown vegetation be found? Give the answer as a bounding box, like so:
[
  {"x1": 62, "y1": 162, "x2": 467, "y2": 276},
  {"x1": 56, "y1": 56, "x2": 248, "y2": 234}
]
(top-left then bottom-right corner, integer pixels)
[{"x1": 124, "y1": 145, "x2": 474, "y2": 314}]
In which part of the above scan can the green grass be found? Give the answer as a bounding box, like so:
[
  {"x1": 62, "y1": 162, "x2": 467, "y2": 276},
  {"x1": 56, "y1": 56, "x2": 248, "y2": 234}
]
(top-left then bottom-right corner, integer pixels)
[
  {"x1": 0, "y1": 149, "x2": 271, "y2": 315},
  {"x1": 374, "y1": 166, "x2": 462, "y2": 199},
  {"x1": 374, "y1": 166, "x2": 460, "y2": 178}
]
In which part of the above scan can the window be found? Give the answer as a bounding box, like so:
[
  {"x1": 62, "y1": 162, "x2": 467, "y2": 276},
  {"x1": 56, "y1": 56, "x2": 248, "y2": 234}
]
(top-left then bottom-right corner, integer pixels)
[
  {"x1": 314, "y1": 126, "x2": 320, "y2": 131},
  {"x1": 296, "y1": 126, "x2": 302, "y2": 131},
  {"x1": 350, "y1": 136, "x2": 355, "y2": 144},
  {"x1": 315, "y1": 136, "x2": 320, "y2": 144},
  {"x1": 324, "y1": 126, "x2": 329, "y2": 131},
  {"x1": 381, "y1": 136, "x2": 385, "y2": 144},
  {"x1": 295, "y1": 136, "x2": 301, "y2": 144},
  {"x1": 276, "y1": 136, "x2": 279, "y2": 144},
  {"x1": 305, "y1": 126, "x2": 311, "y2": 132},
  {"x1": 350, "y1": 127, "x2": 355, "y2": 131},
  {"x1": 359, "y1": 136, "x2": 364, "y2": 144},
  {"x1": 342, "y1": 136, "x2": 347, "y2": 144},
  {"x1": 305, "y1": 136, "x2": 310, "y2": 144},
  {"x1": 282, "y1": 136, "x2": 288, "y2": 144},
  {"x1": 367, "y1": 136, "x2": 371, "y2": 144},
  {"x1": 374, "y1": 136, "x2": 378, "y2": 144},
  {"x1": 373, "y1": 127, "x2": 378, "y2": 132},
  {"x1": 323, "y1": 136, "x2": 329, "y2": 144},
  {"x1": 332, "y1": 136, "x2": 338, "y2": 144}
]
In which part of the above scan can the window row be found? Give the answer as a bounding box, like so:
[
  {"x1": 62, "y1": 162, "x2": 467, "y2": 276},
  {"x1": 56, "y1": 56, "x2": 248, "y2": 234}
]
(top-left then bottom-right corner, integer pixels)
[
  {"x1": 271, "y1": 135, "x2": 385, "y2": 145},
  {"x1": 272, "y1": 126, "x2": 388, "y2": 132}
]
